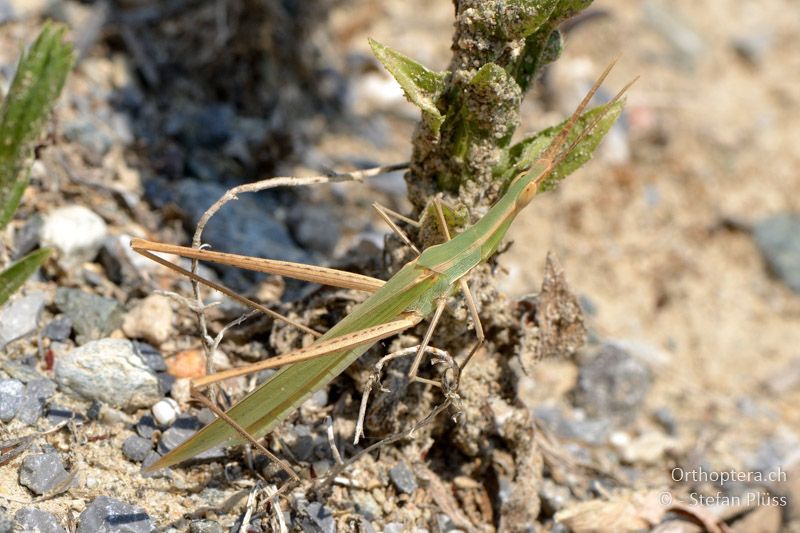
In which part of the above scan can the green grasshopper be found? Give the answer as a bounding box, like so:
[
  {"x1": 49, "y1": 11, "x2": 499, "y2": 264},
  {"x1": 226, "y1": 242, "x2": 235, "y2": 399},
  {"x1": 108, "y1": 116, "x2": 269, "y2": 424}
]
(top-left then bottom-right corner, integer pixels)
[{"x1": 132, "y1": 60, "x2": 634, "y2": 473}]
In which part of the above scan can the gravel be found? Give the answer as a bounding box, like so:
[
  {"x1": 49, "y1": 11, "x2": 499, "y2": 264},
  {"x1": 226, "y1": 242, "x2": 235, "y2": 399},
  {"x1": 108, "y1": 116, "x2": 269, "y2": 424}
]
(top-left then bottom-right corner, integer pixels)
[
  {"x1": 40, "y1": 205, "x2": 108, "y2": 270},
  {"x1": 18, "y1": 453, "x2": 71, "y2": 495},
  {"x1": 54, "y1": 339, "x2": 161, "y2": 410},
  {"x1": 54, "y1": 288, "x2": 124, "y2": 344},
  {"x1": 76, "y1": 496, "x2": 155, "y2": 533},
  {"x1": 0, "y1": 292, "x2": 46, "y2": 350},
  {"x1": 14, "y1": 508, "x2": 65, "y2": 533},
  {"x1": 0, "y1": 379, "x2": 24, "y2": 422}
]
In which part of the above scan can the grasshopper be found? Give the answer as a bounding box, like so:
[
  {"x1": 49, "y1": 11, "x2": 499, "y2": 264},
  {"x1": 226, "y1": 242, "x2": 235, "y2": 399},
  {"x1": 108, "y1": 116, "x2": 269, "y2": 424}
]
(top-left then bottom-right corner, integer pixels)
[{"x1": 132, "y1": 60, "x2": 635, "y2": 473}]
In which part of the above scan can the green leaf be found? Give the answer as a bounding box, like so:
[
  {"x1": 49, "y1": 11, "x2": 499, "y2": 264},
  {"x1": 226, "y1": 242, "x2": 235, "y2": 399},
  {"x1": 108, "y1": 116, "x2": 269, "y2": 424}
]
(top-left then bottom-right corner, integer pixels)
[
  {"x1": 0, "y1": 248, "x2": 51, "y2": 306},
  {"x1": 368, "y1": 38, "x2": 448, "y2": 135},
  {"x1": 507, "y1": 99, "x2": 624, "y2": 191},
  {"x1": 0, "y1": 22, "x2": 74, "y2": 229}
]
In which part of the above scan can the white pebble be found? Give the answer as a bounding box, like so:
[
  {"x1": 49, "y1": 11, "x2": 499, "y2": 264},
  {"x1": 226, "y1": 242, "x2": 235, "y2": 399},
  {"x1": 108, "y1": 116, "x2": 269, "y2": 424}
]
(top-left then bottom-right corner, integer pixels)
[
  {"x1": 152, "y1": 398, "x2": 180, "y2": 426},
  {"x1": 41, "y1": 205, "x2": 108, "y2": 269}
]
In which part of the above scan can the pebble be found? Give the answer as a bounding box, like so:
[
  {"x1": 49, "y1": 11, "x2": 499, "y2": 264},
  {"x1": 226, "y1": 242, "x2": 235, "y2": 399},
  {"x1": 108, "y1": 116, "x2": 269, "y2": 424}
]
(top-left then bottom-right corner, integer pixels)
[
  {"x1": 539, "y1": 478, "x2": 574, "y2": 515},
  {"x1": 170, "y1": 179, "x2": 311, "y2": 289},
  {"x1": 0, "y1": 507, "x2": 12, "y2": 533},
  {"x1": 54, "y1": 288, "x2": 124, "y2": 343},
  {"x1": 54, "y1": 338, "x2": 161, "y2": 410},
  {"x1": 136, "y1": 415, "x2": 159, "y2": 438},
  {"x1": 122, "y1": 295, "x2": 174, "y2": 346},
  {"x1": 283, "y1": 424, "x2": 314, "y2": 461},
  {"x1": 132, "y1": 342, "x2": 167, "y2": 373},
  {"x1": 18, "y1": 452, "x2": 71, "y2": 495},
  {"x1": 298, "y1": 502, "x2": 336, "y2": 533},
  {"x1": 389, "y1": 461, "x2": 418, "y2": 494},
  {"x1": 158, "y1": 415, "x2": 226, "y2": 461},
  {"x1": 165, "y1": 348, "x2": 206, "y2": 379},
  {"x1": 122, "y1": 435, "x2": 154, "y2": 463},
  {"x1": 572, "y1": 344, "x2": 653, "y2": 425},
  {"x1": 0, "y1": 292, "x2": 46, "y2": 349},
  {"x1": 14, "y1": 508, "x2": 65, "y2": 533},
  {"x1": 0, "y1": 379, "x2": 24, "y2": 422},
  {"x1": 287, "y1": 206, "x2": 341, "y2": 255},
  {"x1": 77, "y1": 496, "x2": 155, "y2": 533},
  {"x1": 40, "y1": 206, "x2": 108, "y2": 269},
  {"x1": 351, "y1": 491, "x2": 381, "y2": 521},
  {"x1": 189, "y1": 520, "x2": 223, "y2": 533},
  {"x1": 615, "y1": 431, "x2": 678, "y2": 464},
  {"x1": 533, "y1": 405, "x2": 611, "y2": 446},
  {"x1": 16, "y1": 379, "x2": 57, "y2": 425},
  {"x1": 62, "y1": 119, "x2": 113, "y2": 157},
  {"x1": 168, "y1": 103, "x2": 234, "y2": 149},
  {"x1": 42, "y1": 315, "x2": 73, "y2": 342},
  {"x1": 384, "y1": 523, "x2": 405, "y2": 533},
  {"x1": 753, "y1": 213, "x2": 800, "y2": 292},
  {"x1": 151, "y1": 398, "x2": 180, "y2": 426}
]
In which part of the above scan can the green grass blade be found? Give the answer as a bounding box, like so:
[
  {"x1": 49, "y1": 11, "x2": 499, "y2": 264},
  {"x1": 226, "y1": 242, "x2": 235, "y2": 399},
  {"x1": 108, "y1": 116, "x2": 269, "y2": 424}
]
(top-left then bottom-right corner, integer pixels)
[
  {"x1": 0, "y1": 248, "x2": 51, "y2": 306},
  {"x1": 0, "y1": 22, "x2": 74, "y2": 229}
]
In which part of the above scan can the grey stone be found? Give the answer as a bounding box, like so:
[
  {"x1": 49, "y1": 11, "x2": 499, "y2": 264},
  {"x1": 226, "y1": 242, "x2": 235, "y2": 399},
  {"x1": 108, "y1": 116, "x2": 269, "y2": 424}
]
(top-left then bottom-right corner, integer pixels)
[
  {"x1": 298, "y1": 502, "x2": 335, "y2": 533},
  {"x1": 533, "y1": 405, "x2": 611, "y2": 446},
  {"x1": 754, "y1": 213, "x2": 800, "y2": 292},
  {"x1": 189, "y1": 520, "x2": 223, "y2": 533},
  {"x1": 287, "y1": 206, "x2": 341, "y2": 255},
  {"x1": 16, "y1": 379, "x2": 57, "y2": 425},
  {"x1": 77, "y1": 496, "x2": 155, "y2": 533},
  {"x1": 573, "y1": 344, "x2": 653, "y2": 425},
  {"x1": 41, "y1": 206, "x2": 108, "y2": 270},
  {"x1": 0, "y1": 292, "x2": 46, "y2": 349},
  {"x1": 14, "y1": 508, "x2": 65, "y2": 533},
  {"x1": 283, "y1": 424, "x2": 314, "y2": 461},
  {"x1": 171, "y1": 179, "x2": 311, "y2": 290},
  {"x1": 389, "y1": 461, "x2": 417, "y2": 494},
  {"x1": 19, "y1": 453, "x2": 71, "y2": 495},
  {"x1": 132, "y1": 342, "x2": 166, "y2": 372},
  {"x1": 0, "y1": 506, "x2": 12, "y2": 533},
  {"x1": 63, "y1": 119, "x2": 113, "y2": 156},
  {"x1": 42, "y1": 316, "x2": 73, "y2": 341},
  {"x1": 539, "y1": 478, "x2": 573, "y2": 515},
  {"x1": 0, "y1": 379, "x2": 24, "y2": 422},
  {"x1": 167, "y1": 104, "x2": 234, "y2": 149},
  {"x1": 122, "y1": 435, "x2": 153, "y2": 462},
  {"x1": 54, "y1": 288, "x2": 123, "y2": 343},
  {"x1": 351, "y1": 491, "x2": 381, "y2": 521},
  {"x1": 54, "y1": 339, "x2": 160, "y2": 410},
  {"x1": 157, "y1": 415, "x2": 225, "y2": 461},
  {"x1": 135, "y1": 415, "x2": 158, "y2": 439},
  {"x1": 384, "y1": 523, "x2": 405, "y2": 533}
]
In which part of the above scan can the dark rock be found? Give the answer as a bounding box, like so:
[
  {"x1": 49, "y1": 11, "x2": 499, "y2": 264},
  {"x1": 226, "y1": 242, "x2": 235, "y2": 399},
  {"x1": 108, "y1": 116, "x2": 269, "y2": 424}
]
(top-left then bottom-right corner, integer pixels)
[
  {"x1": 189, "y1": 520, "x2": 223, "y2": 533},
  {"x1": 283, "y1": 424, "x2": 314, "y2": 461},
  {"x1": 54, "y1": 288, "x2": 124, "y2": 343},
  {"x1": 170, "y1": 179, "x2": 311, "y2": 290},
  {"x1": 86, "y1": 400, "x2": 102, "y2": 421},
  {"x1": 132, "y1": 342, "x2": 167, "y2": 372},
  {"x1": 351, "y1": 491, "x2": 381, "y2": 521},
  {"x1": 19, "y1": 453, "x2": 71, "y2": 495},
  {"x1": 77, "y1": 496, "x2": 155, "y2": 533},
  {"x1": 0, "y1": 292, "x2": 46, "y2": 349},
  {"x1": 0, "y1": 379, "x2": 24, "y2": 422},
  {"x1": 42, "y1": 316, "x2": 73, "y2": 342},
  {"x1": 754, "y1": 213, "x2": 800, "y2": 292},
  {"x1": 389, "y1": 461, "x2": 417, "y2": 494},
  {"x1": 156, "y1": 373, "x2": 175, "y2": 397},
  {"x1": 533, "y1": 405, "x2": 611, "y2": 446},
  {"x1": 572, "y1": 344, "x2": 653, "y2": 425},
  {"x1": 0, "y1": 506, "x2": 12, "y2": 533},
  {"x1": 140, "y1": 451, "x2": 165, "y2": 477},
  {"x1": 63, "y1": 119, "x2": 112, "y2": 156},
  {"x1": 168, "y1": 104, "x2": 234, "y2": 149},
  {"x1": 653, "y1": 406, "x2": 677, "y2": 435},
  {"x1": 54, "y1": 339, "x2": 161, "y2": 410},
  {"x1": 122, "y1": 435, "x2": 153, "y2": 463},
  {"x1": 287, "y1": 206, "x2": 341, "y2": 255},
  {"x1": 157, "y1": 415, "x2": 225, "y2": 461},
  {"x1": 17, "y1": 379, "x2": 57, "y2": 425},
  {"x1": 298, "y1": 502, "x2": 335, "y2": 533},
  {"x1": 135, "y1": 415, "x2": 158, "y2": 439},
  {"x1": 12, "y1": 215, "x2": 43, "y2": 260},
  {"x1": 14, "y1": 508, "x2": 65, "y2": 533}
]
